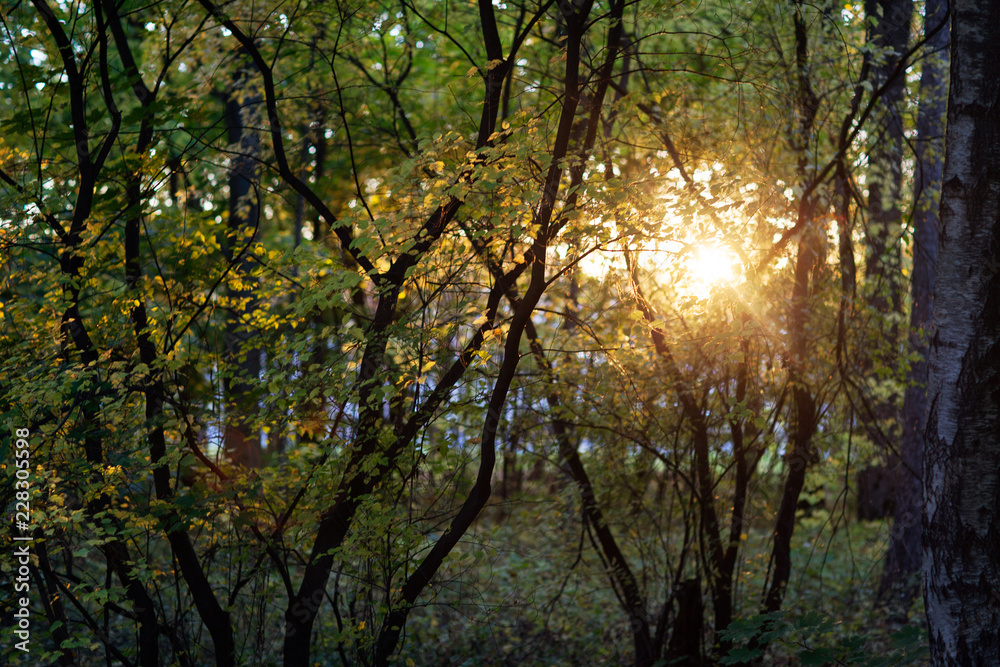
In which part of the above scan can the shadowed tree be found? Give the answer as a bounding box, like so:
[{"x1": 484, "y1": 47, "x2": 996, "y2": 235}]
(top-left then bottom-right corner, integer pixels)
[
  {"x1": 879, "y1": 0, "x2": 948, "y2": 607},
  {"x1": 221, "y1": 62, "x2": 263, "y2": 469},
  {"x1": 924, "y1": 0, "x2": 1000, "y2": 662}
]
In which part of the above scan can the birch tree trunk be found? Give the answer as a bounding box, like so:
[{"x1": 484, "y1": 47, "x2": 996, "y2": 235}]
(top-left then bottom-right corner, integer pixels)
[{"x1": 923, "y1": 1, "x2": 1000, "y2": 662}]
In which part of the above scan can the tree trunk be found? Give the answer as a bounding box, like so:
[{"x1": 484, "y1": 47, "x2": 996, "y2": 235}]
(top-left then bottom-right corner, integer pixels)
[
  {"x1": 878, "y1": 0, "x2": 947, "y2": 606},
  {"x1": 665, "y1": 579, "x2": 703, "y2": 667},
  {"x1": 923, "y1": 1, "x2": 1000, "y2": 662},
  {"x1": 763, "y1": 0, "x2": 820, "y2": 619},
  {"x1": 858, "y1": 465, "x2": 895, "y2": 521},
  {"x1": 764, "y1": 230, "x2": 819, "y2": 615},
  {"x1": 222, "y1": 64, "x2": 263, "y2": 468}
]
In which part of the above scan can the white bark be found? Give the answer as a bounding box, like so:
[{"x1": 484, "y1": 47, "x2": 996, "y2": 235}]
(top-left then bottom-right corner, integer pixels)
[{"x1": 923, "y1": 2, "x2": 1000, "y2": 663}]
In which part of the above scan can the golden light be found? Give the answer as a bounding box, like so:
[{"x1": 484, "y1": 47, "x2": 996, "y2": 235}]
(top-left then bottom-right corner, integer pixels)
[{"x1": 684, "y1": 244, "x2": 741, "y2": 298}]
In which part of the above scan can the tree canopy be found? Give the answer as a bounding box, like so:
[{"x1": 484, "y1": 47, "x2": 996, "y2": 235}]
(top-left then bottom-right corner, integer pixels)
[{"x1": 0, "y1": 0, "x2": 982, "y2": 664}]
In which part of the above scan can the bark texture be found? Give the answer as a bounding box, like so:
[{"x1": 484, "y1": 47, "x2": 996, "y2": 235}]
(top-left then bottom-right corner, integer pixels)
[{"x1": 924, "y1": 2, "x2": 1000, "y2": 663}]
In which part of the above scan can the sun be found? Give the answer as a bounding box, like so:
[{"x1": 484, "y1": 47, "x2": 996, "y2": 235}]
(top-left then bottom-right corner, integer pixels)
[
  {"x1": 569, "y1": 234, "x2": 744, "y2": 303},
  {"x1": 685, "y1": 244, "x2": 740, "y2": 297}
]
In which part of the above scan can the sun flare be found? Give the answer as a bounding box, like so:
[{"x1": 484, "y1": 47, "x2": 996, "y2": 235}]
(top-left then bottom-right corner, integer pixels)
[{"x1": 686, "y1": 245, "x2": 740, "y2": 297}]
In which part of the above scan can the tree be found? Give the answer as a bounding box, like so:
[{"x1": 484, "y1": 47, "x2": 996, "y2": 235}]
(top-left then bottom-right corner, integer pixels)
[
  {"x1": 923, "y1": 0, "x2": 1000, "y2": 662},
  {"x1": 220, "y1": 60, "x2": 264, "y2": 469},
  {"x1": 0, "y1": 0, "x2": 943, "y2": 664},
  {"x1": 852, "y1": 0, "x2": 913, "y2": 526},
  {"x1": 879, "y1": 0, "x2": 948, "y2": 605}
]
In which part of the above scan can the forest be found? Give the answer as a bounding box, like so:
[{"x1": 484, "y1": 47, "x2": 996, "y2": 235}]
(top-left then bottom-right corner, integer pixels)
[{"x1": 2, "y1": 0, "x2": 1000, "y2": 664}]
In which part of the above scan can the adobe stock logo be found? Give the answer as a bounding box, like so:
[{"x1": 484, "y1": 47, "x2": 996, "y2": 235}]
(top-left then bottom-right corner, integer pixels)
[
  {"x1": 284, "y1": 589, "x2": 326, "y2": 639},
  {"x1": 982, "y1": 254, "x2": 1000, "y2": 279}
]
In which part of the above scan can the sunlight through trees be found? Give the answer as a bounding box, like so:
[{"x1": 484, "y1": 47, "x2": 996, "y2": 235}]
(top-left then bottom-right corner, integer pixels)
[{"x1": 0, "y1": 0, "x2": 982, "y2": 664}]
